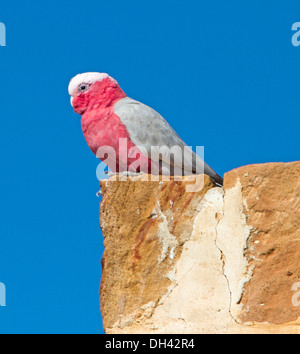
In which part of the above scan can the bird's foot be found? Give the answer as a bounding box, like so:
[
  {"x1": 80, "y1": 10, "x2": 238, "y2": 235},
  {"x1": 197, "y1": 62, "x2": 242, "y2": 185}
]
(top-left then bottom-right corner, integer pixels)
[
  {"x1": 106, "y1": 171, "x2": 117, "y2": 178},
  {"x1": 96, "y1": 190, "x2": 103, "y2": 197},
  {"x1": 105, "y1": 171, "x2": 145, "y2": 180},
  {"x1": 122, "y1": 171, "x2": 145, "y2": 177},
  {"x1": 107, "y1": 171, "x2": 144, "y2": 177}
]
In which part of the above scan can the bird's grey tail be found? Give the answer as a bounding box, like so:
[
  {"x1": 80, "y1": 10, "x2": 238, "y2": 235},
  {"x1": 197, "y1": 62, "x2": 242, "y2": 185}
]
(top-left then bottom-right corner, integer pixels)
[
  {"x1": 203, "y1": 163, "x2": 223, "y2": 186},
  {"x1": 211, "y1": 173, "x2": 223, "y2": 186},
  {"x1": 179, "y1": 146, "x2": 224, "y2": 187}
]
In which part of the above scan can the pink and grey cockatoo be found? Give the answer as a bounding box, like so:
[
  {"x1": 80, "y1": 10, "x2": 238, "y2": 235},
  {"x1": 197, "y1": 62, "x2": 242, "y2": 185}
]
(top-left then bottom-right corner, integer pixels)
[{"x1": 68, "y1": 72, "x2": 223, "y2": 185}]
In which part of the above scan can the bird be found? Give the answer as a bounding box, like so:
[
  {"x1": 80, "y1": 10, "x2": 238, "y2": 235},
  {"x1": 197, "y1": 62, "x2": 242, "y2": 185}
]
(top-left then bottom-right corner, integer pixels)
[{"x1": 68, "y1": 72, "x2": 223, "y2": 186}]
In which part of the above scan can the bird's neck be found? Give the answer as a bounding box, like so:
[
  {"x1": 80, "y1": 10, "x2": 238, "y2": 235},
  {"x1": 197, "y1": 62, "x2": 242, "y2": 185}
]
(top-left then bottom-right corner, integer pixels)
[{"x1": 86, "y1": 78, "x2": 127, "y2": 111}]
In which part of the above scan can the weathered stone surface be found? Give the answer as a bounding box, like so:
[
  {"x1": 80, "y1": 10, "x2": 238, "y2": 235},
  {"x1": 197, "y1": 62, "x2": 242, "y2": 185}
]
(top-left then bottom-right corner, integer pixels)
[
  {"x1": 99, "y1": 162, "x2": 300, "y2": 334},
  {"x1": 100, "y1": 174, "x2": 214, "y2": 331},
  {"x1": 225, "y1": 162, "x2": 300, "y2": 325}
]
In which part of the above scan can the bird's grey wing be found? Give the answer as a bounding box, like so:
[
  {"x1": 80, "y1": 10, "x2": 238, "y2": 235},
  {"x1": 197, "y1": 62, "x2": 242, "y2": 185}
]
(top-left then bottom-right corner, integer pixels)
[{"x1": 114, "y1": 97, "x2": 223, "y2": 184}]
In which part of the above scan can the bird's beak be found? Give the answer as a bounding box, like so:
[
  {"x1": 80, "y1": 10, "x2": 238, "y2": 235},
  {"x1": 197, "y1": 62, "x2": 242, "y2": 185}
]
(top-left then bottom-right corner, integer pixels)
[{"x1": 70, "y1": 96, "x2": 74, "y2": 107}]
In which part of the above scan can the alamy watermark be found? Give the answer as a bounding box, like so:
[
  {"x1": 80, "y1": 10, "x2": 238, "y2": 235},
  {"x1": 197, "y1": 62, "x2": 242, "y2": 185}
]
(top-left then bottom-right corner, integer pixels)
[
  {"x1": 291, "y1": 22, "x2": 300, "y2": 46},
  {"x1": 95, "y1": 139, "x2": 206, "y2": 192},
  {"x1": 0, "y1": 22, "x2": 6, "y2": 46},
  {"x1": 0, "y1": 282, "x2": 6, "y2": 307}
]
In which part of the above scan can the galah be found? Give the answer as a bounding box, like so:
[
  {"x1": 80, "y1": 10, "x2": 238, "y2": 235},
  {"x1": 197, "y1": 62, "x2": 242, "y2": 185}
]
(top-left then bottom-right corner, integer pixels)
[{"x1": 68, "y1": 72, "x2": 223, "y2": 185}]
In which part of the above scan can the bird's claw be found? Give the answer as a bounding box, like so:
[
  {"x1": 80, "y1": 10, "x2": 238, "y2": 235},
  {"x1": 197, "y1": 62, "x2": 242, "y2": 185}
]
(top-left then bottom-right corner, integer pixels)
[
  {"x1": 107, "y1": 171, "x2": 145, "y2": 178},
  {"x1": 96, "y1": 190, "x2": 102, "y2": 197},
  {"x1": 121, "y1": 171, "x2": 145, "y2": 177}
]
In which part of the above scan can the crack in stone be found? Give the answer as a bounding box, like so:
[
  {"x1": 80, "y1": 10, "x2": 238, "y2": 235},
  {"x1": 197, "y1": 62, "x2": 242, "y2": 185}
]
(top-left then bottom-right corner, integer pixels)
[{"x1": 214, "y1": 195, "x2": 240, "y2": 326}]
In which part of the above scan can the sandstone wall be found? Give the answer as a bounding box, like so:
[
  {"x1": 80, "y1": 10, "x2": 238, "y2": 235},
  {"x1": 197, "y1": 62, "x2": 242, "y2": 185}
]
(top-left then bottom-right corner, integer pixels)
[{"x1": 99, "y1": 162, "x2": 300, "y2": 334}]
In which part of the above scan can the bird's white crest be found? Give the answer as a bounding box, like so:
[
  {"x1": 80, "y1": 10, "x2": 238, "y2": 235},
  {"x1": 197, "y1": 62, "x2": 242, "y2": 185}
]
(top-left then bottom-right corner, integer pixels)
[{"x1": 68, "y1": 72, "x2": 114, "y2": 96}]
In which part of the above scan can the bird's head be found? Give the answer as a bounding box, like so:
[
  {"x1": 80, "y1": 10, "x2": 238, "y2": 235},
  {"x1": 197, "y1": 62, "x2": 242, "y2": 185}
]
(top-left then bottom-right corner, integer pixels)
[{"x1": 68, "y1": 72, "x2": 123, "y2": 114}]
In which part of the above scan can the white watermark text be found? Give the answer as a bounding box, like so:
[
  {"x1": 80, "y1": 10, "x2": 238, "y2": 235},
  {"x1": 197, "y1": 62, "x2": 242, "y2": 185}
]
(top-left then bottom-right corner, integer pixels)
[{"x1": 0, "y1": 22, "x2": 6, "y2": 46}]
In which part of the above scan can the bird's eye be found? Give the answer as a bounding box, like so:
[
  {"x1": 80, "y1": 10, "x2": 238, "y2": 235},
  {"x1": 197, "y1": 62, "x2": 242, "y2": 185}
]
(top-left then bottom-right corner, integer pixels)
[{"x1": 78, "y1": 84, "x2": 89, "y2": 92}]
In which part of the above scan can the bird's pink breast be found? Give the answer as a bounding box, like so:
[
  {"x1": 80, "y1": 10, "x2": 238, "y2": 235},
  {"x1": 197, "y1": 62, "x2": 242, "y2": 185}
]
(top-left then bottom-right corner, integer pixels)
[{"x1": 81, "y1": 103, "x2": 152, "y2": 173}]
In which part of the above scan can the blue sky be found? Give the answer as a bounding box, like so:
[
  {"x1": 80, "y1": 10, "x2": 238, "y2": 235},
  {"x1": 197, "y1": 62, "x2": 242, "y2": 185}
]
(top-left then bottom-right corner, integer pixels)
[{"x1": 0, "y1": 1, "x2": 299, "y2": 334}]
